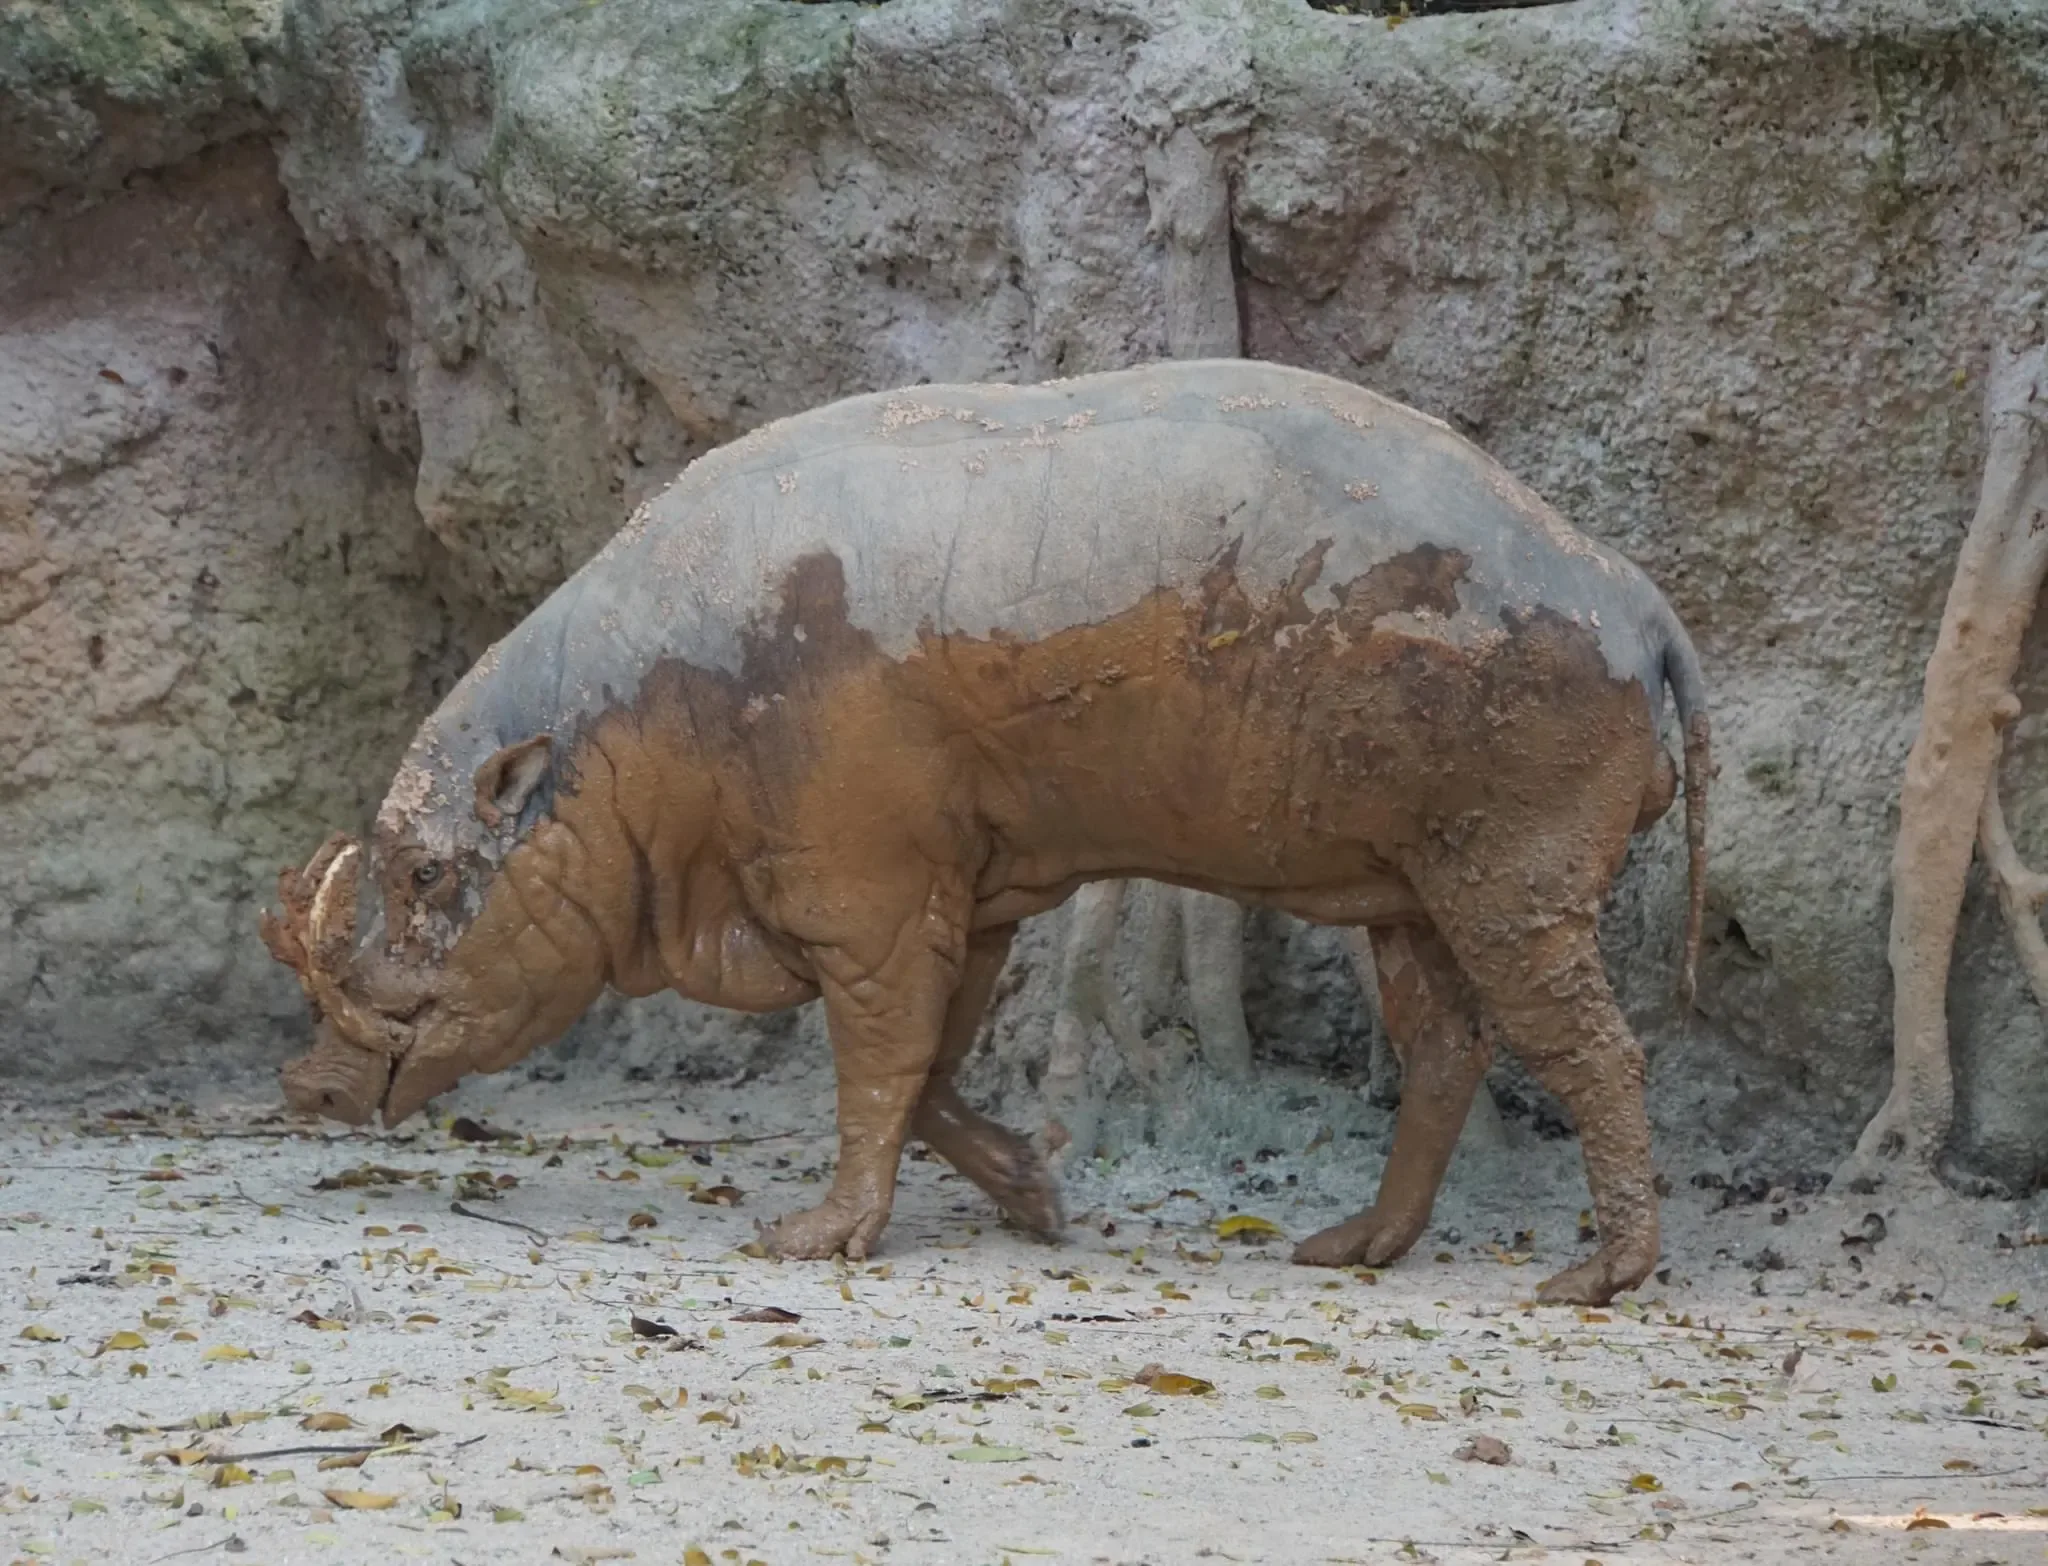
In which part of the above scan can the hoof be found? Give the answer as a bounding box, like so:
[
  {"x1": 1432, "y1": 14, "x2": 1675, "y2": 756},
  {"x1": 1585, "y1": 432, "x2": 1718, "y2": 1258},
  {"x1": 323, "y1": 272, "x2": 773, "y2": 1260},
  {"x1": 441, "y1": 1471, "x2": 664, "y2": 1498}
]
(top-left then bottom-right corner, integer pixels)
[
  {"x1": 1291, "y1": 1206, "x2": 1424, "y2": 1269},
  {"x1": 975, "y1": 1128, "x2": 1066, "y2": 1237},
  {"x1": 1532, "y1": 1245, "x2": 1656, "y2": 1307},
  {"x1": 757, "y1": 1200, "x2": 888, "y2": 1262}
]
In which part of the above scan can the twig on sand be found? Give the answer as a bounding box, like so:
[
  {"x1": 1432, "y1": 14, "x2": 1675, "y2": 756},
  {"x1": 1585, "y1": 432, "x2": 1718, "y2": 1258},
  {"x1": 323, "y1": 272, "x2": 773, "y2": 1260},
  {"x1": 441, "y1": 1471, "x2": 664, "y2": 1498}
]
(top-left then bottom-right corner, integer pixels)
[
  {"x1": 450, "y1": 1201, "x2": 549, "y2": 1240},
  {"x1": 211, "y1": 1432, "x2": 482, "y2": 1465},
  {"x1": 1947, "y1": 1414, "x2": 2033, "y2": 1432},
  {"x1": 660, "y1": 1127, "x2": 812, "y2": 1149},
  {"x1": 1688, "y1": 1497, "x2": 1761, "y2": 1524},
  {"x1": 152, "y1": 1536, "x2": 242, "y2": 1562},
  {"x1": 230, "y1": 1180, "x2": 342, "y2": 1225},
  {"x1": 90, "y1": 1124, "x2": 386, "y2": 1143},
  {"x1": 20, "y1": 1165, "x2": 226, "y2": 1177},
  {"x1": 1808, "y1": 1462, "x2": 2030, "y2": 1485},
  {"x1": 211, "y1": 1441, "x2": 388, "y2": 1462},
  {"x1": 1321, "y1": 1533, "x2": 1631, "y2": 1557},
  {"x1": 1604, "y1": 1415, "x2": 1747, "y2": 1442}
]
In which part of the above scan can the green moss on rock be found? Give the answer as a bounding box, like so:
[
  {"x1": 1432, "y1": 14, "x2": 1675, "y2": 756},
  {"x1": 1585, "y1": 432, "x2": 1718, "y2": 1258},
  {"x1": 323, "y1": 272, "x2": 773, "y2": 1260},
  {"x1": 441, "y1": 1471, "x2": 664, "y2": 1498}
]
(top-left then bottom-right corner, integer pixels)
[
  {"x1": 0, "y1": 0, "x2": 279, "y2": 106},
  {"x1": 483, "y1": 0, "x2": 856, "y2": 256}
]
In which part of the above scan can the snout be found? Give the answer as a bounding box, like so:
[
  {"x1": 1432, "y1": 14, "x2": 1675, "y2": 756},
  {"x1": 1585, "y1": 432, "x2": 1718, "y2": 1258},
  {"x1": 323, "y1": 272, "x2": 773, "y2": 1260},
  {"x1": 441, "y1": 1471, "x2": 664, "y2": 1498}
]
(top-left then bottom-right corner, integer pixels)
[
  {"x1": 280, "y1": 1023, "x2": 394, "y2": 1125},
  {"x1": 265, "y1": 835, "x2": 445, "y2": 1126},
  {"x1": 380, "y1": 1042, "x2": 467, "y2": 1128},
  {"x1": 278, "y1": 964, "x2": 442, "y2": 1126}
]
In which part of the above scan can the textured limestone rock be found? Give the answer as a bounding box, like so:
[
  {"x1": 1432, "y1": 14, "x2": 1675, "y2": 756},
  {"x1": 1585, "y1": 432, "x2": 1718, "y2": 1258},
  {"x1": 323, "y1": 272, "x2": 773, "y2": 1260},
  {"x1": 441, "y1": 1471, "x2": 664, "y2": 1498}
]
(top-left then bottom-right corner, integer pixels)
[
  {"x1": 5, "y1": 0, "x2": 2048, "y2": 1185},
  {"x1": 0, "y1": 140, "x2": 480, "y2": 1085}
]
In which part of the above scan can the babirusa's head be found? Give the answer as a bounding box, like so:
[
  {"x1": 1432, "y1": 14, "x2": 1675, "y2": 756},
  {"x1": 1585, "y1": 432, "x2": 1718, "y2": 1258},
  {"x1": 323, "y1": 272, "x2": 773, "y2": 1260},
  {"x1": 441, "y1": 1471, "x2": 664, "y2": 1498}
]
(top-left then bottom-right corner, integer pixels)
[{"x1": 266, "y1": 716, "x2": 613, "y2": 1127}]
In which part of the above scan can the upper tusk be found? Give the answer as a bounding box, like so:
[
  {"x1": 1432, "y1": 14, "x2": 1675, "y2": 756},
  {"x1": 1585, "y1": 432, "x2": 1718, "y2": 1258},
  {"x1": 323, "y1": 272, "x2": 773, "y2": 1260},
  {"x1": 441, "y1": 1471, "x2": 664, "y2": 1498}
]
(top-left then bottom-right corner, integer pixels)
[{"x1": 308, "y1": 840, "x2": 360, "y2": 951}]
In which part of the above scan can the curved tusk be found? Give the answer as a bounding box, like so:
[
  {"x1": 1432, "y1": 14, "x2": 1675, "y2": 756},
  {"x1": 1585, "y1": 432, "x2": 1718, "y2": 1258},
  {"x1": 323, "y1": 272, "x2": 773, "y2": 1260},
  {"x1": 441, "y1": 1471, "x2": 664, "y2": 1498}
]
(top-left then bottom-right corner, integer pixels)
[{"x1": 308, "y1": 840, "x2": 360, "y2": 951}]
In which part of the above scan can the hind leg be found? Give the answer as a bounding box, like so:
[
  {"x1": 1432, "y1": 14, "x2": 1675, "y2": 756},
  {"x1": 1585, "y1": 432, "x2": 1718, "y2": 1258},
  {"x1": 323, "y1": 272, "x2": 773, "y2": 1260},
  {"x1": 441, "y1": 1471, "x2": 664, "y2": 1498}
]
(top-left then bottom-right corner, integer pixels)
[
  {"x1": 913, "y1": 925, "x2": 1062, "y2": 1236},
  {"x1": 1347, "y1": 931, "x2": 1406, "y2": 1109},
  {"x1": 1344, "y1": 930, "x2": 1509, "y2": 1154},
  {"x1": 1295, "y1": 922, "x2": 1493, "y2": 1268},
  {"x1": 1422, "y1": 886, "x2": 1659, "y2": 1306}
]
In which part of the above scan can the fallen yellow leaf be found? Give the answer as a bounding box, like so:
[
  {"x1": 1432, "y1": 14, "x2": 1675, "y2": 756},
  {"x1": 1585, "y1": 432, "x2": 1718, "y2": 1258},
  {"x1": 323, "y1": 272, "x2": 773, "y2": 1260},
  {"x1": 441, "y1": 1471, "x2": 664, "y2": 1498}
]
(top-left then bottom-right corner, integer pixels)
[
  {"x1": 1216, "y1": 1215, "x2": 1285, "y2": 1241},
  {"x1": 492, "y1": 1383, "x2": 562, "y2": 1409},
  {"x1": 323, "y1": 1488, "x2": 401, "y2": 1510},
  {"x1": 202, "y1": 1345, "x2": 256, "y2": 1362}
]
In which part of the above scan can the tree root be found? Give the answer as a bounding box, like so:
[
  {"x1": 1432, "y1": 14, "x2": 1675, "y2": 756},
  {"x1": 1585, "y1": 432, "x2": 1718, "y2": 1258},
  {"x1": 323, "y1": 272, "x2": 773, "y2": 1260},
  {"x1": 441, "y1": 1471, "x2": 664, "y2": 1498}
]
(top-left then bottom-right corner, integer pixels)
[
  {"x1": 1842, "y1": 340, "x2": 2048, "y2": 1188},
  {"x1": 1979, "y1": 717, "x2": 2048, "y2": 1016}
]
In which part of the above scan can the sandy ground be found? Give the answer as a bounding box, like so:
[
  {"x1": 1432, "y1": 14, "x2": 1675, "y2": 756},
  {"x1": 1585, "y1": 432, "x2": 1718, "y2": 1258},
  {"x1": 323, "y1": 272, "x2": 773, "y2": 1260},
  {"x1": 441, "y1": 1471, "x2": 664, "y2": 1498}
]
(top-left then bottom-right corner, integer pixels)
[{"x1": 6, "y1": 1057, "x2": 2048, "y2": 1566}]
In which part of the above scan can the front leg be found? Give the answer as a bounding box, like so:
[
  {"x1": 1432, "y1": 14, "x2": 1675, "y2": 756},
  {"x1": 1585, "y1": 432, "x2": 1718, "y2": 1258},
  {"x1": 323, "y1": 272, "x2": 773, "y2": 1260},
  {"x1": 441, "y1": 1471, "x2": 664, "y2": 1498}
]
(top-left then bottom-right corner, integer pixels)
[{"x1": 759, "y1": 883, "x2": 968, "y2": 1262}]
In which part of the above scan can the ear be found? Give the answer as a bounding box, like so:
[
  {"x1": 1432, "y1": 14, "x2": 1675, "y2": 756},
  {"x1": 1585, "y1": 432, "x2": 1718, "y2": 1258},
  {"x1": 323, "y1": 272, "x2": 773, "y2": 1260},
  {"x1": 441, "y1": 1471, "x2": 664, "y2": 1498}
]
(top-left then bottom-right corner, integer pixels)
[{"x1": 473, "y1": 735, "x2": 553, "y2": 829}]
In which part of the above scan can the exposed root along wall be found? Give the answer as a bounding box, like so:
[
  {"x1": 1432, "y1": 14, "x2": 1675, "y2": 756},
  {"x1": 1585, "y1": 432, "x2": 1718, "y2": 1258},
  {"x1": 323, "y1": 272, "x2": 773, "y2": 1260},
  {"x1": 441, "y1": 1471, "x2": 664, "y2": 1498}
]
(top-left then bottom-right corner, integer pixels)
[{"x1": 1845, "y1": 338, "x2": 2048, "y2": 1184}]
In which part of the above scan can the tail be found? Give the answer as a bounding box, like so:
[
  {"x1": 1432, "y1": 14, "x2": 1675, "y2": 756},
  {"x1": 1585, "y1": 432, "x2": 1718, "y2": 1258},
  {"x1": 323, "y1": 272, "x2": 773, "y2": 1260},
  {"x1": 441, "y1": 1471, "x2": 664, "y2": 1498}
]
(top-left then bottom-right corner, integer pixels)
[{"x1": 1661, "y1": 609, "x2": 1711, "y2": 1009}]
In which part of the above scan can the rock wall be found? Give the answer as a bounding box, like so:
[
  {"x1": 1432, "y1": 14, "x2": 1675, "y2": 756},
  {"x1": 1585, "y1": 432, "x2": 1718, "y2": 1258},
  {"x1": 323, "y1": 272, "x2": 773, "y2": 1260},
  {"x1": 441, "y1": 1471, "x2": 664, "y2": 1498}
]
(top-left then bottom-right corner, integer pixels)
[
  {"x1": 0, "y1": 133, "x2": 484, "y2": 1094},
  {"x1": 4, "y1": 0, "x2": 2047, "y2": 1182}
]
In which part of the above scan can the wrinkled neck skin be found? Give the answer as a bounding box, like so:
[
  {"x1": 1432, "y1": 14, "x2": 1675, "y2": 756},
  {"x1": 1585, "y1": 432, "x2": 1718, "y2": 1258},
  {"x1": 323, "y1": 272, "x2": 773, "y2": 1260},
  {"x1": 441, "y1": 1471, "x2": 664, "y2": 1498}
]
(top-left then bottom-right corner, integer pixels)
[{"x1": 297, "y1": 701, "x2": 820, "y2": 1128}]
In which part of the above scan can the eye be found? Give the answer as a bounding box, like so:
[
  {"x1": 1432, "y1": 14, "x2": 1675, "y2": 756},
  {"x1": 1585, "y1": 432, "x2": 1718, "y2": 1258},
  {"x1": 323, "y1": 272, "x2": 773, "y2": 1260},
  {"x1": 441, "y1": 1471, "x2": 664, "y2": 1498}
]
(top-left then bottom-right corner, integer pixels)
[{"x1": 412, "y1": 861, "x2": 444, "y2": 891}]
